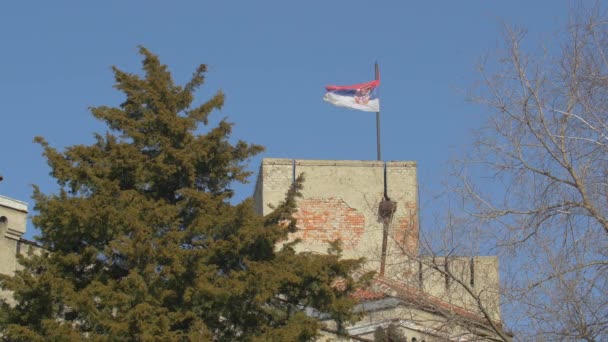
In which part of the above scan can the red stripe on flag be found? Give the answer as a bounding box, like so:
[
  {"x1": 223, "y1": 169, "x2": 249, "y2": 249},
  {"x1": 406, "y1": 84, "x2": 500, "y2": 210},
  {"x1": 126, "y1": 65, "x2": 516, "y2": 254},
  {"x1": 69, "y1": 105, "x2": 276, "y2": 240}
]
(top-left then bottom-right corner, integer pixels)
[{"x1": 325, "y1": 79, "x2": 379, "y2": 91}]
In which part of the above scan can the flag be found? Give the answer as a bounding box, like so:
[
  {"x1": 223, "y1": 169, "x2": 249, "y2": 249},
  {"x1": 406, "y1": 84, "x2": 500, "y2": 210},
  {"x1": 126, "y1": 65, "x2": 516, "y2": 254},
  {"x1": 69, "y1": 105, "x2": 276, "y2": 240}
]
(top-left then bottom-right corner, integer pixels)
[{"x1": 323, "y1": 79, "x2": 380, "y2": 112}]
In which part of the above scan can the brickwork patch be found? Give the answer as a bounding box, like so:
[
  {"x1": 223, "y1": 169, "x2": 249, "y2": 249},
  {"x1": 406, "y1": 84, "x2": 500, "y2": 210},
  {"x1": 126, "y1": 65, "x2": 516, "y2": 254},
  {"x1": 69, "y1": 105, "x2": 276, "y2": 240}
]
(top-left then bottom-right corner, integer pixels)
[
  {"x1": 393, "y1": 202, "x2": 418, "y2": 255},
  {"x1": 292, "y1": 198, "x2": 365, "y2": 250}
]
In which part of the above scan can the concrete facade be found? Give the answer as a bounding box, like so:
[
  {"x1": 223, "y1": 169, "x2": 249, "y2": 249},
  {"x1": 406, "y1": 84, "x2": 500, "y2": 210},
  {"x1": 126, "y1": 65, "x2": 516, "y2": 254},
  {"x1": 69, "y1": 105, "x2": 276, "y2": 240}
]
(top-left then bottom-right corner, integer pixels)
[{"x1": 254, "y1": 158, "x2": 507, "y2": 341}]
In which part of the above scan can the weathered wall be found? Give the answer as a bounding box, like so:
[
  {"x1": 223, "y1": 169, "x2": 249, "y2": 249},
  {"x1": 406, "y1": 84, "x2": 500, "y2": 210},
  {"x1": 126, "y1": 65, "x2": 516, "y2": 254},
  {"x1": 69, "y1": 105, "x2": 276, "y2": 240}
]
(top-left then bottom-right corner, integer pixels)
[
  {"x1": 414, "y1": 256, "x2": 501, "y2": 321},
  {"x1": 254, "y1": 158, "x2": 419, "y2": 279},
  {"x1": 254, "y1": 158, "x2": 503, "y2": 329},
  {"x1": 319, "y1": 298, "x2": 507, "y2": 341},
  {"x1": 0, "y1": 196, "x2": 28, "y2": 277},
  {"x1": 384, "y1": 161, "x2": 419, "y2": 281},
  {"x1": 0, "y1": 195, "x2": 39, "y2": 304}
]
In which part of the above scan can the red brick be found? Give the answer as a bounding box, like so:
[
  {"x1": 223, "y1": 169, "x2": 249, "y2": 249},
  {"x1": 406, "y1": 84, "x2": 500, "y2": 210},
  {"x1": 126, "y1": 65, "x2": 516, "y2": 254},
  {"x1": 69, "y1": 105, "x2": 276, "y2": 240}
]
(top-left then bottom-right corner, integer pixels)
[{"x1": 291, "y1": 197, "x2": 365, "y2": 250}]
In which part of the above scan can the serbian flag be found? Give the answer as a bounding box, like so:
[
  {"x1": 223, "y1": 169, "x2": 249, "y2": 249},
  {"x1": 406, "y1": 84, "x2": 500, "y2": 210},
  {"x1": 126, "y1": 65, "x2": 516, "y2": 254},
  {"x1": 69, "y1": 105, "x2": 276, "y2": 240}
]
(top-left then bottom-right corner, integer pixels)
[{"x1": 323, "y1": 79, "x2": 380, "y2": 112}]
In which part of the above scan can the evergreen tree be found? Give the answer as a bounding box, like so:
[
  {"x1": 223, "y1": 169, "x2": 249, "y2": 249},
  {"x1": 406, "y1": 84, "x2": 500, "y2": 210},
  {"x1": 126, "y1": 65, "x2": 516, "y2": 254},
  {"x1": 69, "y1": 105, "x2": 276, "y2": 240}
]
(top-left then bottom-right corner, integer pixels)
[
  {"x1": 0, "y1": 47, "x2": 363, "y2": 341},
  {"x1": 373, "y1": 324, "x2": 408, "y2": 342}
]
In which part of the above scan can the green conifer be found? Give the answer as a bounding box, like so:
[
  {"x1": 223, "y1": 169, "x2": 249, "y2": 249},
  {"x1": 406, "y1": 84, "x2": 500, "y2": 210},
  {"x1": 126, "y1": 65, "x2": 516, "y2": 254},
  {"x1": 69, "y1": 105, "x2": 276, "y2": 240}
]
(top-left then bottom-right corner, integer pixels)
[
  {"x1": 373, "y1": 324, "x2": 408, "y2": 342},
  {"x1": 0, "y1": 47, "x2": 363, "y2": 341}
]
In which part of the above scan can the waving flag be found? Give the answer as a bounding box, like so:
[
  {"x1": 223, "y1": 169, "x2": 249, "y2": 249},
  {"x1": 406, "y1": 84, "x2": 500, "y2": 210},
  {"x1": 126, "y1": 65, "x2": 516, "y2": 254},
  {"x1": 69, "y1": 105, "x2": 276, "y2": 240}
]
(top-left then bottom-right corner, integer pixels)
[{"x1": 323, "y1": 79, "x2": 380, "y2": 112}]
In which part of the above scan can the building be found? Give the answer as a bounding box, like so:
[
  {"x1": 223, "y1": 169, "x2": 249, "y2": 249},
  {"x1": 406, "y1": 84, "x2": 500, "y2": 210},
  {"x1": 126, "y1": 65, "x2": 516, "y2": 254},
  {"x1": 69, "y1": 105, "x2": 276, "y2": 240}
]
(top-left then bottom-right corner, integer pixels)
[
  {"x1": 0, "y1": 195, "x2": 39, "y2": 304},
  {"x1": 254, "y1": 159, "x2": 510, "y2": 341},
  {"x1": 0, "y1": 158, "x2": 510, "y2": 340}
]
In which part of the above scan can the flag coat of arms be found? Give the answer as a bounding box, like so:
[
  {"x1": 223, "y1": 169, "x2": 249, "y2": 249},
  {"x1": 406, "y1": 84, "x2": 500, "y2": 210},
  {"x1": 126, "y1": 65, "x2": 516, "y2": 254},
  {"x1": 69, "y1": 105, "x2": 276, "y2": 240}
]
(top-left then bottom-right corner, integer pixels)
[{"x1": 323, "y1": 79, "x2": 380, "y2": 112}]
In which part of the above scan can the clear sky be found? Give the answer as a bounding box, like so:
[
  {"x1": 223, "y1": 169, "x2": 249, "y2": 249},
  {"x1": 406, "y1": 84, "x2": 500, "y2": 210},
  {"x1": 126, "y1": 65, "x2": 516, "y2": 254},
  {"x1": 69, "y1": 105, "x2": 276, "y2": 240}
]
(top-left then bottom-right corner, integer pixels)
[{"x1": 1, "y1": 1, "x2": 571, "y2": 241}]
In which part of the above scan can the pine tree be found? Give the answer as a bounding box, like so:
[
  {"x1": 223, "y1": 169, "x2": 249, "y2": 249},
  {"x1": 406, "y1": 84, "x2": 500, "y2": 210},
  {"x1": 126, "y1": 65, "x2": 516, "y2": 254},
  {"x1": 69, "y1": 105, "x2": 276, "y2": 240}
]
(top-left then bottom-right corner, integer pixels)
[{"x1": 0, "y1": 47, "x2": 363, "y2": 341}]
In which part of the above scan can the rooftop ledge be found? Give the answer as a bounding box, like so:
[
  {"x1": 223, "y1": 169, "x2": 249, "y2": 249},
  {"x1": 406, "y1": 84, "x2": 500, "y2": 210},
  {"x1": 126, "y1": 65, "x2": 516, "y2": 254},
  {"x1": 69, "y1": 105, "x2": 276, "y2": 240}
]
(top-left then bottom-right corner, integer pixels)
[
  {"x1": 0, "y1": 195, "x2": 28, "y2": 213},
  {"x1": 261, "y1": 158, "x2": 416, "y2": 168}
]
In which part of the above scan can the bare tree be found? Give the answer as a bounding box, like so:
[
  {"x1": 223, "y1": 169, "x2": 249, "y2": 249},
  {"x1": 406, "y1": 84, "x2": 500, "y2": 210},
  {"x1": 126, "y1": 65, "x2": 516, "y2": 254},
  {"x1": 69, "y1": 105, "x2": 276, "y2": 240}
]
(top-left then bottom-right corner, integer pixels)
[
  {"x1": 451, "y1": 3, "x2": 608, "y2": 341},
  {"x1": 390, "y1": 206, "x2": 514, "y2": 342}
]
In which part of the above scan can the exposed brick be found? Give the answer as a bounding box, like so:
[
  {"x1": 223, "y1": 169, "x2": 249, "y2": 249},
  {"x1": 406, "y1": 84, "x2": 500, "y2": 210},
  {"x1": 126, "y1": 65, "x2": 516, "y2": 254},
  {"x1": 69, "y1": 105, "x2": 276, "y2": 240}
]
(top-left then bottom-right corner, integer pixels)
[
  {"x1": 352, "y1": 288, "x2": 386, "y2": 301},
  {"x1": 393, "y1": 202, "x2": 418, "y2": 256},
  {"x1": 291, "y1": 197, "x2": 365, "y2": 250}
]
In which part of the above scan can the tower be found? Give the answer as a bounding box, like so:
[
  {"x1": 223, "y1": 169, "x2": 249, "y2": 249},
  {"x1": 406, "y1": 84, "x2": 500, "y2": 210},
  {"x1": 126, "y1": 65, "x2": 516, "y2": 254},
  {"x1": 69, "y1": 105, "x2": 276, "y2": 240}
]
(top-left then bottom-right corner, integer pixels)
[
  {"x1": 253, "y1": 158, "x2": 418, "y2": 281},
  {"x1": 254, "y1": 158, "x2": 509, "y2": 341}
]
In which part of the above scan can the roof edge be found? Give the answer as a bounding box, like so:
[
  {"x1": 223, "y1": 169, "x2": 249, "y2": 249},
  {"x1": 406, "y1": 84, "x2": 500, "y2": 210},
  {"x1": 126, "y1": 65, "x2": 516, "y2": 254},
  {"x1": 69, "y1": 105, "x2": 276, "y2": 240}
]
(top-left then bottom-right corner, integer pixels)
[
  {"x1": 261, "y1": 158, "x2": 416, "y2": 167},
  {"x1": 0, "y1": 195, "x2": 28, "y2": 213}
]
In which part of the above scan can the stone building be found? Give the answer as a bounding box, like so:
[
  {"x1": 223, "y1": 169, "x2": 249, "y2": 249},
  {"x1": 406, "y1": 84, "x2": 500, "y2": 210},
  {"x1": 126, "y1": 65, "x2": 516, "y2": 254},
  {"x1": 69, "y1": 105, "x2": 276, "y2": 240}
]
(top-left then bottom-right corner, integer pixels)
[
  {"x1": 254, "y1": 159, "x2": 510, "y2": 341},
  {"x1": 0, "y1": 195, "x2": 39, "y2": 304}
]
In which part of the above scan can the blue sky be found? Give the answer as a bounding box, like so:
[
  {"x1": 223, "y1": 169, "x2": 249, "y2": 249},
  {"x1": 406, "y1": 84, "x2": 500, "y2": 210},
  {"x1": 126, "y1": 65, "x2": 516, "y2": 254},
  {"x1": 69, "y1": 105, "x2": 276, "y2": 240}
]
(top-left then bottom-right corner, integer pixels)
[{"x1": 0, "y1": 1, "x2": 571, "y2": 241}]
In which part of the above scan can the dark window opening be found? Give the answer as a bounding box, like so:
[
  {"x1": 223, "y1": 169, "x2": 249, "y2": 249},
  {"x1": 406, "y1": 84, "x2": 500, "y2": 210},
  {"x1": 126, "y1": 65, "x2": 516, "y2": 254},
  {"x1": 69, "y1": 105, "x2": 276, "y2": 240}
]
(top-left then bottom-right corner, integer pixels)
[
  {"x1": 470, "y1": 257, "x2": 475, "y2": 287},
  {"x1": 445, "y1": 259, "x2": 450, "y2": 289},
  {"x1": 418, "y1": 261, "x2": 423, "y2": 289}
]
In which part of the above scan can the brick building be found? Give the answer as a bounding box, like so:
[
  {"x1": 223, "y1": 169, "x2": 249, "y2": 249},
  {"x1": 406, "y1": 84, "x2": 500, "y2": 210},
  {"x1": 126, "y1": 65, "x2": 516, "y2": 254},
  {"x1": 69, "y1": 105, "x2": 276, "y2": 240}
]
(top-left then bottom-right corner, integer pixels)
[{"x1": 254, "y1": 159, "x2": 510, "y2": 341}]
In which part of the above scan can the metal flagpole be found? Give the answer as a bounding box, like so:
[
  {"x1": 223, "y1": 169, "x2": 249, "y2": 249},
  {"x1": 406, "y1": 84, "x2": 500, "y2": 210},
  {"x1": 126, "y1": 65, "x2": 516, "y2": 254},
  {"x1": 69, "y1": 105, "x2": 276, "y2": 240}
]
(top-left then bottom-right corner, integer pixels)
[
  {"x1": 375, "y1": 62, "x2": 381, "y2": 161},
  {"x1": 375, "y1": 61, "x2": 389, "y2": 276}
]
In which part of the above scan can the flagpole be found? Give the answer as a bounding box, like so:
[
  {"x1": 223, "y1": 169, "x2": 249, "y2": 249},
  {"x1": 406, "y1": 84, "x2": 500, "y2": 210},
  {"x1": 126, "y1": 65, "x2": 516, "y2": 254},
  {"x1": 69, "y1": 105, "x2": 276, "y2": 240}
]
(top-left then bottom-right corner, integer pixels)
[{"x1": 375, "y1": 62, "x2": 381, "y2": 161}]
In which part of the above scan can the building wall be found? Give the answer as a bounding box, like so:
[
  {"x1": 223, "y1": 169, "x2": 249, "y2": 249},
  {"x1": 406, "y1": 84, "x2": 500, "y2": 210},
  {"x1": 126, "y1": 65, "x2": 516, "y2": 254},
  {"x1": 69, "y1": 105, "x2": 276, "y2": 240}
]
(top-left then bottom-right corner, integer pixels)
[
  {"x1": 0, "y1": 195, "x2": 28, "y2": 276},
  {"x1": 254, "y1": 158, "x2": 419, "y2": 279},
  {"x1": 415, "y1": 256, "x2": 501, "y2": 321},
  {"x1": 253, "y1": 158, "x2": 505, "y2": 338},
  {"x1": 319, "y1": 301, "x2": 505, "y2": 341},
  {"x1": 0, "y1": 195, "x2": 39, "y2": 304}
]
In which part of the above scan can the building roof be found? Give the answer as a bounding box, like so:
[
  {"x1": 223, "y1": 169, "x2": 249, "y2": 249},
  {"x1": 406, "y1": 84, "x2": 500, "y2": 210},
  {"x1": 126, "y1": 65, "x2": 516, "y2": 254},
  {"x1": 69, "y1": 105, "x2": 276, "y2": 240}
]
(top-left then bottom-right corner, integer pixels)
[{"x1": 0, "y1": 195, "x2": 28, "y2": 213}]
